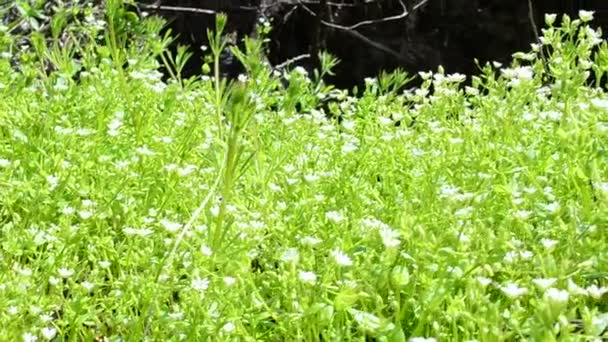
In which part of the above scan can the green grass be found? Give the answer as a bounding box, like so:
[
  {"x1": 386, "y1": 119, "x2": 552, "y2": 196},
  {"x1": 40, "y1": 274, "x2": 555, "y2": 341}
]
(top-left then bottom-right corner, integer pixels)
[{"x1": 0, "y1": 3, "x2": 607, "y2": 341}]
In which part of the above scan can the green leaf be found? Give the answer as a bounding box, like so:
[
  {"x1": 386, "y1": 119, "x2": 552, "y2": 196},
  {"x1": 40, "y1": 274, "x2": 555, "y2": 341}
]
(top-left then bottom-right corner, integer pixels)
[{"x1": 386, "y1": 322, "x2": 406, "y2": 342}]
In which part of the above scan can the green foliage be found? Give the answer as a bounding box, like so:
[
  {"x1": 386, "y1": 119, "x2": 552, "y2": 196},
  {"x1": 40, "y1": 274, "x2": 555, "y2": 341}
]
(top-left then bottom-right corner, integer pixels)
[{"x1": 0, "y1": 6, "x2": 607, "y2": 342}]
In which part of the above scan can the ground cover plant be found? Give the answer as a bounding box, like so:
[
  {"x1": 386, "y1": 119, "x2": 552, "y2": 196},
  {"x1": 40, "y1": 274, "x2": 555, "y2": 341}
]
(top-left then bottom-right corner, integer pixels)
[{"x1": 0, "y1": 2, "x2": 607, "y2": 341}]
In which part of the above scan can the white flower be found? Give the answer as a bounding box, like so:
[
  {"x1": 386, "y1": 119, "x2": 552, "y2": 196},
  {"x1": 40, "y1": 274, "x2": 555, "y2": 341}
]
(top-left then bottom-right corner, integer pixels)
[
  {"x1": 542, "y1": 201, "x2": 560, "y2": 214},
  {"x1": 0, "y1": 158, "x2": 11, "y2": 167},
  {"x1": 223, "y1": 277, "x2": 236, "y2": 286},
  {"x1": 591, "y1": 98, "x2": 608, "y2": 110},
  {"x1": 135, "y1": 145, "x2": 155, "y2": 156},
  {"x1": 201, "y1": 245, "x2": 213, "y2": 257},
  {"x1": 331, "y1": 249, "x2": 353, "y2": 267},
  {"x1": 545, "y1": 13, "x2": 557, "y2": 26},
  {"x1": 326, "y1": 211, "x2": 346, "y2": 223},
  {"x1": 191, "y1": 277, "x2": 210, "y2": 292},
  {"x1": 522, "y1": 112, "x2": 535, "y2": 121},
  {"x1": 500, "y1": 283, "x2": 528, "y2": 298},
  {"x1": 476, "y1": 276, "x2": 492, "y2": 287},
  {"x1": 503, "y1": 251, "x2": 518, "y2": 263},
  {"x1": 298, "y1": 271, "x2": 317, "y2": 284},
  {"x1": 98, "y1": 260, "x2": 111, "y2": 268},
  {"x1": 586, "y1": 284, "x2": 608, "y2": 299},
  {"x1": 22, "y1": 332, "x2": 38, "y2": 342},
  {"x1": 409, "y1": 338, "x2": 437, "y2": 342},
  {"x1": 502, "y1": 66, "x2": 534, "y2": 80},
  {"x1": 46, "y1": 175, "x2": 59, "y2": 190},
  {"x1": 81, "y1": 281, "x2": 95, "y2": 292},
  {"x1": 567, "y1": 279, "x2": 587, "y2": 296},
  {"x1": 579, "y1": 10, "x2": 594, "y2": 22},
  {"x1": 222, "y1": 321, "x2": 236, "y2": 333},
  {"x1": 41, "y1": 326, "x2": 57, "y2": 340},
  {"x1": 48, "y1": 276, "x2": 60, "y2": 286},
  {"x1": 438, "y1": 184, "x2": 460, "y2": 199},
  {"x1": 342, "y1": 141, "x2": 358, "y2": 153},
  {"x1": 540, "y1": 238, "x2": 558, "y2": 249},
  {"x1": 379, "y1": 226, "x2": 401, "y2": 248},
  {"x1": 160, "y1": 219, "x2": 182, "y2": 233},
  {"x1": 350, "y1": 309, "x2": 381, "y2": 332},
  {"x1": 520, "y1": 250, "x2": 533, "y2": 260},
  {"x1": 168, "y1": 311, "x2": 184, "y2": 320},
  {"x1": 542, "y1": 111, "x2": 562, "y2": 121},
  {"x1": 78, "y1": 210, "x2": 93, "y2": 219},
  {"x1": 532, "y1": 278, "x2": 557, "y2": 290},
  {"x1": 57, "y1": 268, "x2": 74, "y2": 278},
  {"x1": 513, "y1": 210, "x2": 532, "y2": 220},
  {"x1": 454, "y1": 206, "x2": 473, "y2": 217},
  {"x1": 364, "y1": 77, "x2": 377, "y2": 85},
  {"x1": 545, "y1": 287, "x2": 569, "y2": 305},
  {"x1": 280, "y1": 248, "x2": 300, "y2": 264},
  {"x1": 303, "y1": 173, "x2": 320, "y2": 183},
  {"x1": 446, "y1": 73, "x2": 466, "y2": 83},
  {"x1": 7, "y1": 306, "x2": 19, "y2": 315},
  {"x1": 300, "y1": 236, "x2": 322, "y2": 246}
]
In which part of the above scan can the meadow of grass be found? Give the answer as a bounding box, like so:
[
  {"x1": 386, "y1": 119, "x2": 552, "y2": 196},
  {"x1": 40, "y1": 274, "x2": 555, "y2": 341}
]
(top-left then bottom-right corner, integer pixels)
[{"x1": 0, "y1": 2, "x2": 607, "y2": 341}]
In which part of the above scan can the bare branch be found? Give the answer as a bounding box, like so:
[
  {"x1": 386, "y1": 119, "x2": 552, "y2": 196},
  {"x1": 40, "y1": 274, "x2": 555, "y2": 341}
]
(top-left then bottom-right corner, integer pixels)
[
  {"x1": 298, "y1": 0, "x2": 429, "y2": 64},
  {"x1": 136, "y1": 3, "x2": 217, "y2": 15},
  {"x1": 344, "y1": 0, "x2": 409, "y2": 30},
  {"x1": 274, "y1": 54, "x2": 312, "y2": 70}
]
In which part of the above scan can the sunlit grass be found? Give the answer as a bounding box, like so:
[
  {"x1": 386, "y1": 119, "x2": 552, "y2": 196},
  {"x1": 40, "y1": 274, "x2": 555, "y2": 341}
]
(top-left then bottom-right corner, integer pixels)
[{"x1": 0, "y1": 3, "x2": 607, "y2": 341}]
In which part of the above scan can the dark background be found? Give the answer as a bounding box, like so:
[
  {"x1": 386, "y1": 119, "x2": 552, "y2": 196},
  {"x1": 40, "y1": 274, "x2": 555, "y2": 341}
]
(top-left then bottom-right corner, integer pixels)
[{"x1": 114, "y1": 1, "x2": 608, "y2": 88}]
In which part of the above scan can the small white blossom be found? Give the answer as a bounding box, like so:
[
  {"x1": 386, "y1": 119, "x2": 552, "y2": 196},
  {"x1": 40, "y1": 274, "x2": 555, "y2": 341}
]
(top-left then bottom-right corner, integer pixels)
[
  {"x1": 298, "y1": 271, "x2": 317, "y2": 284},
  {"x1": 513, "y1": 210, "x2": 532, "y2": 220},
  {"x1": 160, "y1": 219, "x2": 182, "y2": 233},
  {"x1": 46, "y1": 175, "x2": 59, "y2": 190},
  {"x1": 135, "y1": 145, "x2": 155, "y2": 156},
  {"x1": 591, "y1": 98, "x2": 608, "y2": 110},
  {"x1": 41, "y1": 326, "x2": 57, "y2": 340},
  {"x1": 520, "y1": 250, "x2": 533, "y2": 260},
  {"x1": 78, "y1": 210, "x2": 93, "y2": 219},
  {"x1": 22, "y1": 332, "x2": 38, "y2": 342},
  {"x1": 81, "y1": 281, "x2": 95, "y2": 292},
  {"x1": 191, "y1": 277, "x2": 210, "y2": 292},
  {"x1": 300, "y1": 236, "x2": 322, "y2": 246},
  {"x1": 331, "y1": 249, "x2": 353, "y2": 267},
  {"x1": 0, "y1": 158, "x2": 11, "y2": 167},
  {"x1": 501, "y1": 283, "x2": 528, "y2": 298},
  {"x1": 545, "y1": 13, "x2": 557, "y2": 26},
  {"x1": 379, "y1": 226, "x2": 401, "y2": 248},
  {"x1": 222, "y1": 321, "x2": 236, "y2": 333},
  {"x1": 168, "y1": 311, "x2": 184, "y2": 320},
  {"x1": 201, "y1": 245, "x2": 213, "y2": 257},
  {"x1": 540, "y1": 238, "x2": 558, "y2": 249},
  {"x1": 350, "y1": 309, "x2": 381, "y2": 332},
  {"x1": 58, "y1": 268, "x2": 74, "y2": 278},
  {"x1": 223, "y1": 277, "x2": 236, "y2": 286},
  {"x1": 99, "y1": 260, "x2": 111, "y2": 268},
  {"x1": 326, "y1": 211, "x2": 346, "y2": 223},
  {"x1": 280, "y1": 248, "x2": 300, "y2": 264},
  {"x1": 586, "y1": 284, "x2": 608, "y2": 299},
  {"x1": 567, "y1": 279, "x2": 587, "y2": 296},
  {"x1": 48, "y1": 277, "x2": 60, "y2": 286},
  {"x1": 409, "y1": 338, "x2": 438, "y2": 342},
  {"x1": 532, "y1": 278, "x2": 557, "y2": 290},
  {"x1": 545, "y1": 287, "x2": 569, "y2": 305},
  {"x1": 476, "y1": 276, "x2": 492, "y2": 287},
  {"x1": 542, "y1": 201, "x2": 560, "y2": 214},
  {"x1": 579, "y1": 10, "x2": 594, "y2": 22}
]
